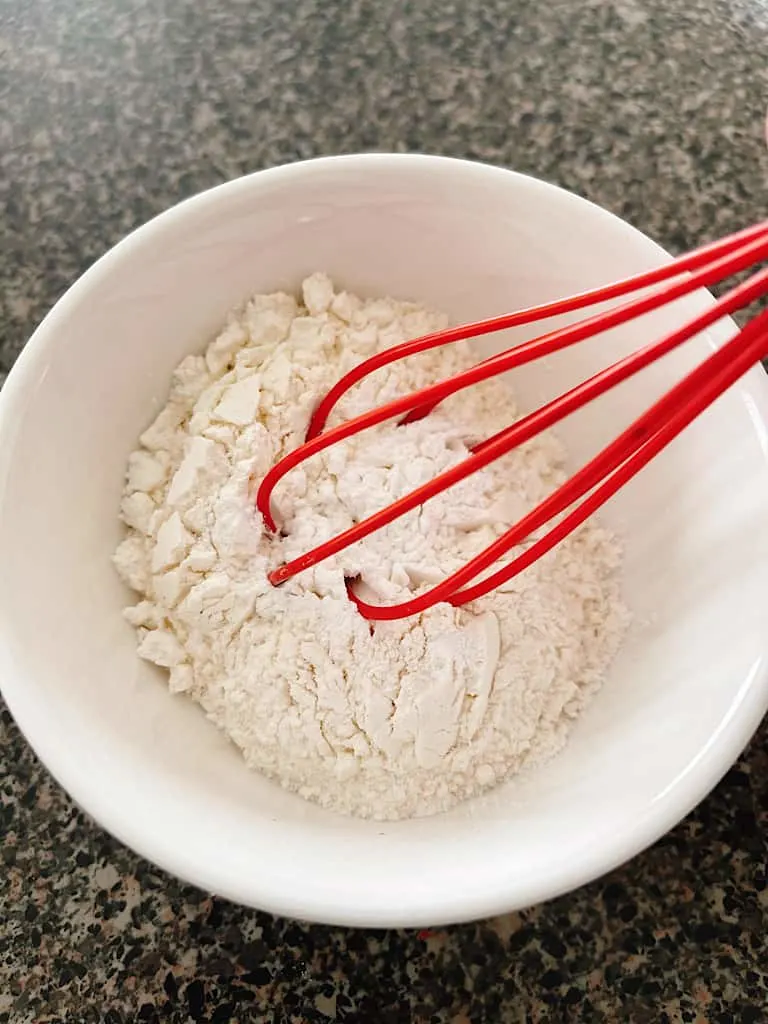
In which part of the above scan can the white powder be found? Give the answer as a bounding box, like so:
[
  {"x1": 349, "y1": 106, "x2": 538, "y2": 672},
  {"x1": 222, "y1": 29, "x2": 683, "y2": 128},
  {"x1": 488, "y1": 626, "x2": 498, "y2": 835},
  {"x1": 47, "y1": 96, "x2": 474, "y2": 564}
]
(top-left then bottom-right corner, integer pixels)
[{"x1": 114, "y1": 274, "x2": 629, "y2": 820}]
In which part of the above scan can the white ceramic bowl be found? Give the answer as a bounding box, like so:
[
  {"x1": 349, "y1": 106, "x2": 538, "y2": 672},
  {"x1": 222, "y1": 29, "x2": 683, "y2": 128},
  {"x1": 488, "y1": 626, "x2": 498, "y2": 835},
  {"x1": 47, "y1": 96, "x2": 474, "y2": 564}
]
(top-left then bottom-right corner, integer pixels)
[{"x1": 2, "y1": 155, "x2": 768, "y2": 928}]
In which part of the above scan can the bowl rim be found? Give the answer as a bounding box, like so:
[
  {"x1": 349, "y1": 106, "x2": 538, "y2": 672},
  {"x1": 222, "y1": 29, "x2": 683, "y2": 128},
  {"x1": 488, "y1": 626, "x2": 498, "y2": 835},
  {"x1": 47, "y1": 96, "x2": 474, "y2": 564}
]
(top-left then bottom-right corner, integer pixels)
[{"x1": 2, "y1": 152, "x2": 768, "y2": 927}]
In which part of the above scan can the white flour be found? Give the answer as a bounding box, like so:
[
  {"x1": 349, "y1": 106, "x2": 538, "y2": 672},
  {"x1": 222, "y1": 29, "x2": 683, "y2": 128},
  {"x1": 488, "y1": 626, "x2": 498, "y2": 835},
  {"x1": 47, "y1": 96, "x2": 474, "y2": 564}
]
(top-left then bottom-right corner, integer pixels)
[{"x1": 114, "y1": 274, "x2": 629, "y2": 820}]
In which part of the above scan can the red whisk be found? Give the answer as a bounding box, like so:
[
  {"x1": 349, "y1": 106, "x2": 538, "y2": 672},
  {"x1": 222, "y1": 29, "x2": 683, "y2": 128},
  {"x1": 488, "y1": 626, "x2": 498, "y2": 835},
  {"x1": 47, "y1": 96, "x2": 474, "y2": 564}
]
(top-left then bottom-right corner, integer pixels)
[{"x1": 256, "y1": 221, "x2": 768, "y2": 621}]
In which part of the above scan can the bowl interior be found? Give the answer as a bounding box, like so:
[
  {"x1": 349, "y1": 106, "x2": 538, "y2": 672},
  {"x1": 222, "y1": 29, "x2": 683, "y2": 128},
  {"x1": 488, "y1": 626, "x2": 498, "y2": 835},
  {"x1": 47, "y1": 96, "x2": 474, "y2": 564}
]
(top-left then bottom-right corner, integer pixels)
[{"x1": 2, "y1": 155, "x2": 768, "y2": 927}]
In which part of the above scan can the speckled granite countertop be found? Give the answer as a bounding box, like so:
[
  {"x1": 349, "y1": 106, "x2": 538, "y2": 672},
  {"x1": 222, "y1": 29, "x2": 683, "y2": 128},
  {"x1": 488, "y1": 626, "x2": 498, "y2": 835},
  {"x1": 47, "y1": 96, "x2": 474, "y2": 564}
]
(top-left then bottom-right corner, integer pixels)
[{"x1": 1, "y1": 0, "x2": 767, "y2": 1020}]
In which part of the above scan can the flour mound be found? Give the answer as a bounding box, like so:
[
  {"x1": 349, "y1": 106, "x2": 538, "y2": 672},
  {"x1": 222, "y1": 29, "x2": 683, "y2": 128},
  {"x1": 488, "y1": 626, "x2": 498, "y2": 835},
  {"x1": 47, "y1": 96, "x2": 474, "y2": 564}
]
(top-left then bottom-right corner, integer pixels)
[{"x1": 114, "y1": 274, "x2": 629, "y2": 820}]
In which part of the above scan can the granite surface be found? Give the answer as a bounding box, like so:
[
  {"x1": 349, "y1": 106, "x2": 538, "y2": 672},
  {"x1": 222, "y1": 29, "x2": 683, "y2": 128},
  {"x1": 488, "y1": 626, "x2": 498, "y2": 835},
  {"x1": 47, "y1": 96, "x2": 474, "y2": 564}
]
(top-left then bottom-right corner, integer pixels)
[{"x1": 1, "y1": 0, "x2": 768, "y2": 1020}]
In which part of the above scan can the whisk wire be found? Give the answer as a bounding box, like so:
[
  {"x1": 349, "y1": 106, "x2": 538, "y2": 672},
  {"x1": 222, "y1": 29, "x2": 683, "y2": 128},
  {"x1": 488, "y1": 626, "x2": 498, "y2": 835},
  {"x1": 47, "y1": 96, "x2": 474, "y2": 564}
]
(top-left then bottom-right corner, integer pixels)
[{"x1": 257, "y1": 223, "x2": 768, "y2": 620}]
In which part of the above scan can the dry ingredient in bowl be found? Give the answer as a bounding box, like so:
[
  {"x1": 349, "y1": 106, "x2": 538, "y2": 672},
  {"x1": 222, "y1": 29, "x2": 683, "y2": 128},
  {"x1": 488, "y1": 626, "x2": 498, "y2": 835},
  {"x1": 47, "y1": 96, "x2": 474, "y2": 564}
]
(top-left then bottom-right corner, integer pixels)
[{"x1": 114, "y1": 274, "x2": 629, "y2": 820}]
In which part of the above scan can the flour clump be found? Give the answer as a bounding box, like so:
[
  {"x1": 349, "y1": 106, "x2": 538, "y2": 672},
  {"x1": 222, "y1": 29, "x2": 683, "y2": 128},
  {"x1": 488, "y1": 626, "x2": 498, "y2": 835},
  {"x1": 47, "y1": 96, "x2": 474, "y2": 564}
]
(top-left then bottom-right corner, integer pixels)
[{"x1": 114, "y1": 274, "x2": 629, "y2": 820}]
